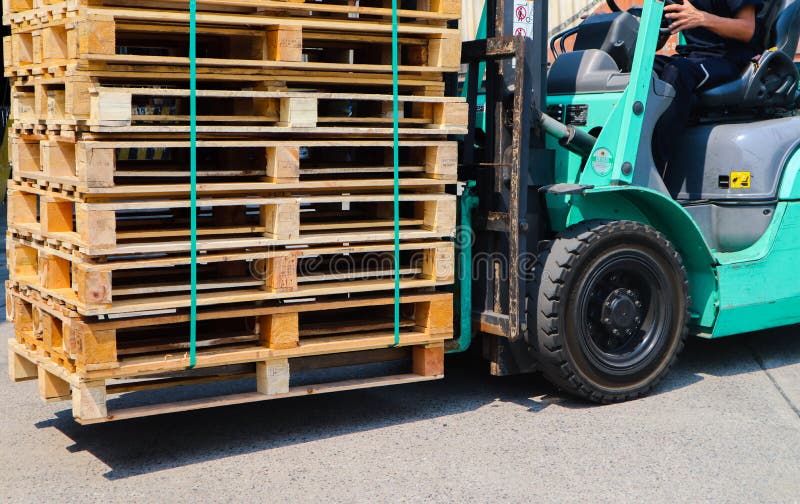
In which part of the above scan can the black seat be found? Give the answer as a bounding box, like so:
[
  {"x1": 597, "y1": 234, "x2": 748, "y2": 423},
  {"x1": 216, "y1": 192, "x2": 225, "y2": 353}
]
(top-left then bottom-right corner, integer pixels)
[
  {"x1": 547, "y1": 11, "x2": 640, "y2": 95},
  {"x1": 698, "y1": 0, "x2": 800, "y2": 109},
  {"x1": 572, "y1": 12, "x2": 640, "y2": 72}
]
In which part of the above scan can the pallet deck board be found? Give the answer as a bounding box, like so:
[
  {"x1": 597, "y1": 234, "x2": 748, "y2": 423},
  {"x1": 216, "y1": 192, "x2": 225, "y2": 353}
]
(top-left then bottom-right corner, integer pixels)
[
  {"x1": 4, "y1": 7, "x2": 461, "y2": 78},
  {"x1": 6, "y1": 0, "x2": 460, "y2": 25},
  {"x1": 10, "y1": 137, "x2": 458, "y2": 192},
  {"x1": 9, "y1": 233, "x2": 454, "y2": 315}
]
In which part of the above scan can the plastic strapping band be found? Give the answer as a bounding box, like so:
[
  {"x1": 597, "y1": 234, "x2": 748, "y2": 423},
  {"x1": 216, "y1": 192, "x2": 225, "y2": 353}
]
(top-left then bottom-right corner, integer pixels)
[
  {"x1": 391, "y1": 0, "x2": 400, "y2": 346},
  {"x1": 188, "y1": 0, "x2": 198, "y2": 368}
]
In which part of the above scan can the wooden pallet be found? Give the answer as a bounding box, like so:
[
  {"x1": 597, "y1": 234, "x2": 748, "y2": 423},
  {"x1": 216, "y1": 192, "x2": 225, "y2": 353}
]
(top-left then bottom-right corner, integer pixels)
[
  {"x1": 11, "y1": 84, "x2": 467, "y2": 136},
  {"x1": 7, "y1": 181, "x2": 456, "y2": 255},
  {"x1": 4, "y1": 0, "x2": 461, "y2": 26},
  {"x1": 4, "y1": 0, "x2": 461, "y2": 425},
  {"x1": 7, "y1": 286, "x2": 450, "y2": 422},
  {"x1": 3, "y1": 7, "x2": 460, "y2": 78},
  {"x1": 7, "y1": 285, "x2": 452, "y2": 373},
  {"x1": 9, "y1": 233, "x2": 455, "y2": 314},
  {"x1": 9, "y1": 339, "x2": 445, "y2": 423},
  {"x1": 6, "y1": 69, "x2": 449, "y2": 99},
  {"x1": 10, "y1": 138, "x2": 458, "y2": 191}
]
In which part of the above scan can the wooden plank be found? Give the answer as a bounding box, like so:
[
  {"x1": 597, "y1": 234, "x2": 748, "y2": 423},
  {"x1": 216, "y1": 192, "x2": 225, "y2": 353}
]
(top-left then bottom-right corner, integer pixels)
[
  {"x1": 6, "y1": 285, "x2": 453, "y2": 372},
  {"x1": 4, "y1": 0, "x2": 459, "y2": 424},
  {"x1": 9, "y1": 287, "x2": 451, "y2": 331},
  {"x1": 6, "y1": 10, "x2": 461, "y2": 77},
  {"x1": 7, "y1": 183, "x2": 456, "y2": 257},
  {"x1": 37, "y1": 87, "x2": 465, "y2": 129},
  {"x1": 6, "y1": 0, "x2": 459, "y2": 22},
  {"x1": 77, "y1": 373, "x2": 441, "y2": 424},
  {"x1": 12, "y1": 139, "x2": 457, "y2": 192},
  {"x1": 14, "y1": 276, "x2": 451, "y2": 316}
]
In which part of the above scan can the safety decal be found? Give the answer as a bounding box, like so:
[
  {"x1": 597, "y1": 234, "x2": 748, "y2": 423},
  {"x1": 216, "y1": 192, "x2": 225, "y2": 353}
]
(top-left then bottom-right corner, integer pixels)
[
  {"x1": 730, "y1": 171, "x2": 751, "y2": 189},
  {"x1": 591, "y1": 148, "x2": 614, "y2": 176}
]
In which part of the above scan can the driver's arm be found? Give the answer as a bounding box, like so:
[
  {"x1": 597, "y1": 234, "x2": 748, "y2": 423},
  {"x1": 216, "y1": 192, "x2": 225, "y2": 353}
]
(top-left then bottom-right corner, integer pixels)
[{"x1": 665, "y1": 2, "x2": 757, "y2": 43}]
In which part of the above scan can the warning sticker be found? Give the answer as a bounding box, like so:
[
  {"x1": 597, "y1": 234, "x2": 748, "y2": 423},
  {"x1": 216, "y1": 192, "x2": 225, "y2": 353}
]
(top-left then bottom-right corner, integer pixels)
[
  {"x1": 512, "y1": 0, "x2": 534, "y2": 39},
  {"x1": 730, "y1": 171, "x2": 751, "y2": 189},
  {"x1": 591, "y1": 148, "x2": 614, "y2": 176}
]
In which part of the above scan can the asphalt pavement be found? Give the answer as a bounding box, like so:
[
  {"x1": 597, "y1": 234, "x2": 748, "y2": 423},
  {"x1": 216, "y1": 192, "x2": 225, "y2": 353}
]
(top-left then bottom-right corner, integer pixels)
[{"x1": 1, "y1": 196, "x2": 799, "y2": 503}]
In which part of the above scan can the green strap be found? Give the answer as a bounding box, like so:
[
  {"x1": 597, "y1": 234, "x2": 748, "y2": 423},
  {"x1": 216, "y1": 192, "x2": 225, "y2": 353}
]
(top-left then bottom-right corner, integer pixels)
[
  {"x1": 189, "y1": 0, "x2": 198, "y2": 368},
  {"x1": 391, "y1": 0, "x2": 400, "y2": 346}
]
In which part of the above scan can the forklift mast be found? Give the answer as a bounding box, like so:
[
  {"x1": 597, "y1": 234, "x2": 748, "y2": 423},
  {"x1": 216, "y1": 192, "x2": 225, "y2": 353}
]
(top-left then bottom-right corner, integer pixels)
[{"x1": 461, "y1": 0, "x2": 549, "y2": 375}]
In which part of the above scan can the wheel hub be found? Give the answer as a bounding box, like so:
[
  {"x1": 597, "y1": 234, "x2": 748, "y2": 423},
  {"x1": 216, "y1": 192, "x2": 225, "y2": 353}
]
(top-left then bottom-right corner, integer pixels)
[{"x1": 601, "y1": 288, "x2": 642, "y2": 337}]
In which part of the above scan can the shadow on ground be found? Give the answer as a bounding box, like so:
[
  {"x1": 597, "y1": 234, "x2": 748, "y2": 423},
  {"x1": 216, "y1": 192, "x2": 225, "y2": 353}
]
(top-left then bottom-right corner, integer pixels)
[
  {"x1": 32, "y1": 327, "x2": 800, "y2": 481},
  {"x1": 34, "y1": 355, "x2": 562, "y2": 480}
]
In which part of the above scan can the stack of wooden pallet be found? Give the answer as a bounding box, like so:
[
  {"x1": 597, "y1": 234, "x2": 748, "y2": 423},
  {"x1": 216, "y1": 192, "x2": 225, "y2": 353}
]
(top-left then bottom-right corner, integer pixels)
[{"x1": 3, "y1": 0, "x2": 466, "y2": 422}]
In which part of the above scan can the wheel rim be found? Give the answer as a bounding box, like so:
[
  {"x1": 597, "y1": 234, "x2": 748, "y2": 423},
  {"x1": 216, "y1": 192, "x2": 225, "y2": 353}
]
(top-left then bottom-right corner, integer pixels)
[{"x1": 575, "y1": 250, "x2": 672, "y2": 376}]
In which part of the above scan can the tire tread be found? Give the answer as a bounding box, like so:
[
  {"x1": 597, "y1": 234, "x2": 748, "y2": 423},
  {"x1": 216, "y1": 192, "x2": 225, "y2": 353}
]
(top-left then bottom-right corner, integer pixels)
[{"x1": 528, "y1": 220, "x2": 690, "y2": 403}]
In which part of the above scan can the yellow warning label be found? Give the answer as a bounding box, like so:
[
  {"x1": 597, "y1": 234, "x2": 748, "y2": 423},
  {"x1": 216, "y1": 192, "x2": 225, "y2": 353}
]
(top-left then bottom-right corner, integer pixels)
[{"x1": 730, "y1": 171, "x2": 751, "y2": 189}]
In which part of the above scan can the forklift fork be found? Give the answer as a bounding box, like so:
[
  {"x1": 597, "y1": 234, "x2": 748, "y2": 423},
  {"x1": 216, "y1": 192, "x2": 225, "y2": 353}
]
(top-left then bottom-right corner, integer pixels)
[{"x1": 460, "y1": 0, "x2": 550, "y2": 375}]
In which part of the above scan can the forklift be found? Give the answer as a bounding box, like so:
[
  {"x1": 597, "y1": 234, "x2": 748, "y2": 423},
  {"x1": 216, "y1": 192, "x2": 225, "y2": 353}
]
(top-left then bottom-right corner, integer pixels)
[{"x1": 459, "y1": 0, "x2": 800, "y2": 402}]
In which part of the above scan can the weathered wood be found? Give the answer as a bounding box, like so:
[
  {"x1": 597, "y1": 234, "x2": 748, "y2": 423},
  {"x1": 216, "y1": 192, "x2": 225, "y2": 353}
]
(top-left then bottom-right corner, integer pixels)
[
  {"x1": 5, "y1": 10, "x2": 461, "y2": 78},
  {"x1": 11, "y1": 85, "x2": 466, "y2": 134},
  {"x1": 72, "y1": 380, "x2": 107, "y2": 420},
  {"x1": 8, "y1": 348, "x2": 38, "y2": 382},
  {"x1": 77, "y1": 373, "x2": 441, "y2": 424},
  {"x1": 412, "y1": 343, "x2": 444, "y2": 376},
  {"x1": 4, "y1": 0, "x2": 460, "y2": 423},
  {"x1": 7, "y1": 180, "x2": 455, "y2": 255},
  {"x1": 7, "y1": 285, "x2": 454, "y2": 374},
  {"x1": 5, "y1": 0, "x2": 460, "y2": 21},
  {"x1": 256, "y1": 358, "x2": 290, "y2": 394},
  {"x1": 12, "y1": 138, "x2": 457, "y2": 191},
  {"x1": 38, "y1": 366, "x2": 71, "y2": 402}
]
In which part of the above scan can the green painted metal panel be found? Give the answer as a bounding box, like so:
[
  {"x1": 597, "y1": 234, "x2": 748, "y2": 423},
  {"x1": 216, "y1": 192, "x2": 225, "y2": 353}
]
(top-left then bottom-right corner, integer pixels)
[
  {"x1": 777, "y1": 147, "x2": 800, "y2": 200},
  {"x1": 536, "y1": 0, "x2": 800, "y2": 340},
  {"x1": 545, "y1": 93, "x2": 622, "y2": 230},
  {"x1": 714, "y1": 204, "x2": 786, "y2": 265},
  {"x1": 557, "y1": 186, "x2": 719, "y2": 330},
  {"x1": 713, "y1": 202, "x2": 800, "y2": 336},
  {"x1": 578, "y1": 0, "x2": 665, "y2": 187},
  {"x1": 546, "y1": 93, "x2": 621, "y2": 186}
]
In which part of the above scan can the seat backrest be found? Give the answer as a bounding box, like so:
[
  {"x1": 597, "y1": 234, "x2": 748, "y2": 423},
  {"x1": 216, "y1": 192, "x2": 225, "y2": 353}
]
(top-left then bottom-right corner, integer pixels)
[
  {"x1": 774, "y1": 0, "x2": 800, "y2": 58},
  {"x1": 572, "y1": 12, "x2": 639, "y2": 72},
  {"x1": 755, "y1": 0, "x2": 784, "y2": 51}
]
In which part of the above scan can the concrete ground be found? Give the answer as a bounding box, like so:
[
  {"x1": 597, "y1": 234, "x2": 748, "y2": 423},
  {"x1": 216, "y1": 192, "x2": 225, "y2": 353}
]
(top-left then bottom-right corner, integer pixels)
[{"x1": 1, "y1": 198, "x2": 799, "y2": 503}]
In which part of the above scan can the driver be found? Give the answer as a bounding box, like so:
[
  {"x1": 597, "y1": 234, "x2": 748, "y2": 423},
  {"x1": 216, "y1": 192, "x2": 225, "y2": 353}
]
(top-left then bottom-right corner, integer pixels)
[{"x1": 652, "y1": 0, "x2": 763, "y2": 172}]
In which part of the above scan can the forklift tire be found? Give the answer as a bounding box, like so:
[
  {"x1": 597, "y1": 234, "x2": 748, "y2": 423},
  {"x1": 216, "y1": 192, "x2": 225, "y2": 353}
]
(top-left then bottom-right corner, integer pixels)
[{"x1": 528, "y1": 220, "x2": 689, "y2": 403}]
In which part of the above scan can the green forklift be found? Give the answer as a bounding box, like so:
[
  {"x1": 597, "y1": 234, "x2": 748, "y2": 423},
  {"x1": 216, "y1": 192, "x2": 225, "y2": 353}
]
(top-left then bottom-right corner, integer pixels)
[{"x1": 459, "y1": 0, "x2": 800, "y2": 402}]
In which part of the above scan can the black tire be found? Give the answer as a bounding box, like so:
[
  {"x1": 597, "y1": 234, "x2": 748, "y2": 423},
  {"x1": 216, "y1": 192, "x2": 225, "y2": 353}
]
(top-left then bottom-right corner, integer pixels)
[{"x1": 528, "y1": 220, "x2": 689, "y2": 403}]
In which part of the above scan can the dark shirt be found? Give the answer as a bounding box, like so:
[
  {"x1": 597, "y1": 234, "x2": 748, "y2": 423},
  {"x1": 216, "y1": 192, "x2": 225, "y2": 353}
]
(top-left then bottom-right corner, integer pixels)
[{"x1": 676, "y1": 0, "x2": 764, "y2": 67}]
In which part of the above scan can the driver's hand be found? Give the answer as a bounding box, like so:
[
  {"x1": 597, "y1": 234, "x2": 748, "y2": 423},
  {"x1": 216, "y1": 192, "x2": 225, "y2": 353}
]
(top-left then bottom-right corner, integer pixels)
[{"x1": 664, "y1": 1, "x2": 707, "y2": 33}]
